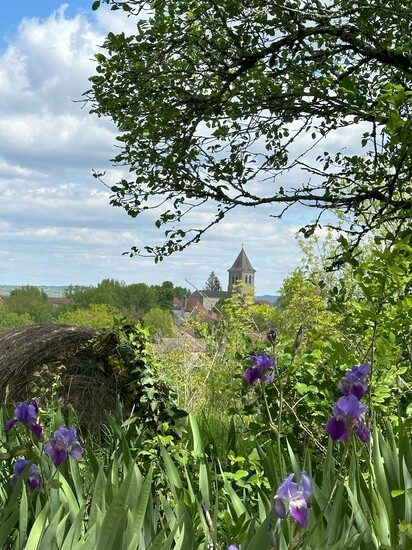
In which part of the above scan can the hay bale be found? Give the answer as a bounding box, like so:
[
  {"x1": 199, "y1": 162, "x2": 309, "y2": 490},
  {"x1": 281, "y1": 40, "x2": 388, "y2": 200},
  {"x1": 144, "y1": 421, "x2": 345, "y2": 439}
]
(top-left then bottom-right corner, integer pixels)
[{"x1": 0, "y1": 324, "x2": 127, "y2": 430}]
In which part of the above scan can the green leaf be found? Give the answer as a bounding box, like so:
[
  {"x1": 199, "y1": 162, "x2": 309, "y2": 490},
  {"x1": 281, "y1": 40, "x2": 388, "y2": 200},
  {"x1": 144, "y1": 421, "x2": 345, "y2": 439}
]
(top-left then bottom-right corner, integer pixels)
[
  {"x1": 0, "y1": 509, "x2": 19, "y2": 549},
  {"x1": 58, "y1": 507, "x2": 84, "y2": 550},
  {"x1": 18, "y1": 484, "x2": 28, "y2": 550},
  {"x1": 25, "y1": 502, "x2": 50, "y2": 550},
  {"x1": 94, "y1": 466, "x2": 137, "y2": 550},
  {"x1": 247, "y1": 508, "x2": 276, "y2": 550}
]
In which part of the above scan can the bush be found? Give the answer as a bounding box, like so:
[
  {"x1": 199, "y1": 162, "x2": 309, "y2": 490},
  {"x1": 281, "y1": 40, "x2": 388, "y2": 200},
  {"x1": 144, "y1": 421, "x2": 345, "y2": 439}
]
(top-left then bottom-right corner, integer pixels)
[
  {"x1": 142, "y1": 307, "x2": 176, "y2": 340},
  {"x1": 57, "y1": 302, "x2": 121, "y2": 328}
]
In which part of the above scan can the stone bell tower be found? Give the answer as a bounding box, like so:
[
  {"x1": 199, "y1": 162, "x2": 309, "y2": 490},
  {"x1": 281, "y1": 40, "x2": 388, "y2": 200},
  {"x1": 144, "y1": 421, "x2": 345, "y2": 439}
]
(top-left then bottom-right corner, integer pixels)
[{"x1": 227, "y1": 247, "x2": 256, "y2": 293}]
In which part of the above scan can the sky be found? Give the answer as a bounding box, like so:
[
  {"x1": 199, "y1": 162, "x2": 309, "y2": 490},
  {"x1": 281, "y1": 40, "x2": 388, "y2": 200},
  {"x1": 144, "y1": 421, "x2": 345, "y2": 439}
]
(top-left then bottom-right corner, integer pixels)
[{"x1": 0, "y1": 1, "x2": 346, "y2": 294}]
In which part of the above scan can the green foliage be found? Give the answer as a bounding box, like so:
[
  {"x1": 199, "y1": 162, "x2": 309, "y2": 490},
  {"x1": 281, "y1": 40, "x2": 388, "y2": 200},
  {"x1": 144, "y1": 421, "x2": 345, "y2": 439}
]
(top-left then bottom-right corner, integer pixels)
[
  {"x1": 89, "y1": 0, "x2": 411, "y2": 260},
  {"x1": 326, "y1": 233, "x2": 412, "y2": 424},
  {"x1": 248, "y1": 302, "x2": 280, "y2": 332},
  {"x1": 57, "y1": 303, "x2": 121, "y2": 329},
  {"x1": 65, "y1": 278, "x2": 188, "y2": 317},
  {"x1": 0, "y1": 409, "x2": 411, "y2": 548},
  {"x1": 159, "y1": 290, "x2": 257, "y2": 412},
  {"x1": 3, "y1": 286, "x2": 56, "y2": 323},
  {"x1": 0, "y1": 309, "x2": 33, "y2": 331},
  {"x1": 113, "y1": 321, "x2": 187, "y2": 436},
  {"x1": 141, "y1": 307, "x2": 175, "y2": 340}
]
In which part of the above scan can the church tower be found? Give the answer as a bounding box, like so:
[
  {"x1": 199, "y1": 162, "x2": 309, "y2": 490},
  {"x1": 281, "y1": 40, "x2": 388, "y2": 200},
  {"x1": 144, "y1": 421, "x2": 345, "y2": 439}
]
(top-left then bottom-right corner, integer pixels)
[{"x1": 227, "y1": 247, "x2": 256, "y2": 293}]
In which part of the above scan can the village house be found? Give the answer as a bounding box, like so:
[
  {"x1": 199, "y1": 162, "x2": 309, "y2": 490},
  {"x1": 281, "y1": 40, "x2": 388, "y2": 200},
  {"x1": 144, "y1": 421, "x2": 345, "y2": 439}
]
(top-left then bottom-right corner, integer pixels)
[{"x1": 173, "y1": 247, "x2": 256, "y2": 323}]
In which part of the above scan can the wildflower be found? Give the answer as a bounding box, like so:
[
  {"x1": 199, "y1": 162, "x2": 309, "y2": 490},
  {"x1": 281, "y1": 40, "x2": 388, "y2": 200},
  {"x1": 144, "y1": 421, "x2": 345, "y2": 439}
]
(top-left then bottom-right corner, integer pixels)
[
  {"x1": 10, "y1": 459, "x2": 42, "y2": 491},
  {"x1": 274, "y1": 472, "x2": 312, "y2": 527},
  {"x1": 5, "y1": 401, "x2": 43, "y2": 438},
  {"x1": 325, "y1": 394, "x2": 369, "y2": 442},
  {"x1": 243, "y1": 354, "x2": 275, "y2": 385},
  {"x1": 45, "y1": 426, "x2": 83, "y2": 466},
  {"x1": 339, "y1": 362, "x2": 370, "y2": 399},
  {"x1": 227, "y1": 546, "x2": 239, "y2": 550}
]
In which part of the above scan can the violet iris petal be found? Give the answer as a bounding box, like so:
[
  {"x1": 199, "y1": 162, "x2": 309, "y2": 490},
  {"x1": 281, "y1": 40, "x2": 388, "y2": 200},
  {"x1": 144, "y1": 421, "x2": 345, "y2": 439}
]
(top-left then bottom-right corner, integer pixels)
[
  {"x1": 45, "y1": 426, "x2": 83, "y2": 467},
  {"x1": 353, "y1": 362, "x2": 371, "y2": 378},
  {"x1": 250, "y1": 354, "x2": 274, "y2": 369},
  {"x1": 243, "y1": 366, "x2": 261, "y2": 385},
  {"x1": 276, "y1": 473, "x2": 296, "y2": 500},
  {"x1": 265, "y1": 369, "x2": 276, "y2": 384},
  {"x1": 339, "y1": 377, "x2": 368, "y2": 399},
  {"x1": 326, "y1": 417, "x2": 340, "y2": 441},
  {"x1": 327, "y1": 395, "x2": 368, "y2": 442},
  {"x1": 349, "y1": 380, "x2": 368, "y2": 399},
  {"x1": 356, "y1": 422, "x2": 370, "y2": 443},
  {"x1": 10, "y1": 459, "x2": 42, "y2": 491},
  {"x1": 69, "y1": 443, "x2": 84, "y2": 460},
  {"x1": 5, "y1": 419, "x2": 16, "y2": 432},
  {"x1": 339, "y1": 362, "x2": 370, "y2": 398},
  {"x1": 274, "y1": 497, "x2": 287, "y2": 519},
  {"x1": 274, "y1": 472, "x2": 312, "y2": 527},
  {"x1": 289, "y1": 498, "x2": 308, "y2": 527},
  {"x1": 5, "y1": 401, "x2": 43, "y2": 438},
  {"x1": 243, "y1": 354, "x2": 275, "y2": 385},
  {"x1": 45, "y1": 442, "x2": 67, "y2": 467},
  {"x1": 327, "y1": 362, "x2": 370, "y2": 443},
  {"x1": 301, "y1": 472, "x2": 313, "y2": 500},
  {"x1": 30, "y1": 423, "x2": 43, "y2": 438},
  {"x1": 333, "y1": 395, "x2": 366, "y2": 418}
]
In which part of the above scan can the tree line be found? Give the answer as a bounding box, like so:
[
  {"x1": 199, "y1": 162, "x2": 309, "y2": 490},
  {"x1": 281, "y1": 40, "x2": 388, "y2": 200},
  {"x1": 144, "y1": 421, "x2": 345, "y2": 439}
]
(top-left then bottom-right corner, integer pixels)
[{"x1": 0, "y1": 279, "x2": 189, "y2": 333}]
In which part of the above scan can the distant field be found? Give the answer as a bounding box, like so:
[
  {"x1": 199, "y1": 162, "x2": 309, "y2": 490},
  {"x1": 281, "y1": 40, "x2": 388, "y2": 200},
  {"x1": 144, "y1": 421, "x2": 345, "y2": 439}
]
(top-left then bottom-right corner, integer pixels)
[{"x1": 0, "y1": 285, "x2": 67, "y2": 297}]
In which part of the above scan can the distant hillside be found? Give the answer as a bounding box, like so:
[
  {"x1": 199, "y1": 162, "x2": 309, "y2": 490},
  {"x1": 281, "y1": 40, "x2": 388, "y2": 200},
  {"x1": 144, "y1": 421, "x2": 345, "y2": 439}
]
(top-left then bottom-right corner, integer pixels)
[
  {"x1": 0, "y1": 285, "x2": 67, "y2": 298},
  {"x1": 255, "y1": 294, "x2": 278, "y2": 305}
]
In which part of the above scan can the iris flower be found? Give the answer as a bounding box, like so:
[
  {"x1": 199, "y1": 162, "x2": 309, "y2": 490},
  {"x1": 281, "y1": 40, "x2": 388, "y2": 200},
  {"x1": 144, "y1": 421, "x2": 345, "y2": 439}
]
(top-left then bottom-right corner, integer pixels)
[
  {"x1": 10, "y1": 459, "x2": 42, "y2": 491},
  {"x1": 45, "y1": 426, "x2": 83, "y2": 466},
  {"x1": 274, "y1": 472, "x2": 312, "y2": 526},
  {"x1": 5, "y1": 401, "x2": 43, "y2": 438},
  {"x1": 326, "y1": 394, "x2": 369, "y2": 442},
  {"x1": 243, "y1": 354, "x2": 275, "y2": 385},
  {"x1": 339, "y1": 362, "x2": 370, "y2": 399}
]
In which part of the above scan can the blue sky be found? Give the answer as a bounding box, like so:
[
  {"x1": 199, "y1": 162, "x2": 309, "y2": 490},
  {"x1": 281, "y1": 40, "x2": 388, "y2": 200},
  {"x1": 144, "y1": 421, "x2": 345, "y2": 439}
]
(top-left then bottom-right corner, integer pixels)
[
  {"x1": 0, "y1": 2, "x2": 355, "y2": 294},
  {"x1": 0, "y1": 1, "x2": 93, "y2": 48}
]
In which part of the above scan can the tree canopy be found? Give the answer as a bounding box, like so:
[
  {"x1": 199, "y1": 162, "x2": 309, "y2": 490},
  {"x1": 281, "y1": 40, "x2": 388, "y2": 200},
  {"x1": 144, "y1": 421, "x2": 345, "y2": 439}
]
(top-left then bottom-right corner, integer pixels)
[
  {"x1": 204, "y1": 271, "x2": 222, "y2": 291},
  {"x1": 65, "y1": 278, "x2": 188, "y2": 315},
  {"x1": 89, "y1": 0, "x2": 412, "y2": 261},
  {"x1": 4, "y1": 286, "x2": 56, "y2": 323}
]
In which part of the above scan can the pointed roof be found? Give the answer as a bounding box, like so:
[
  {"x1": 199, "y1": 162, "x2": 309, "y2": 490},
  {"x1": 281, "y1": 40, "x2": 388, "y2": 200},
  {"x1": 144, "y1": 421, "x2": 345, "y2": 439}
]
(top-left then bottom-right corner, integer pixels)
[{"x1": 228, "y1": 248, "x2": 256, "y2": 272}]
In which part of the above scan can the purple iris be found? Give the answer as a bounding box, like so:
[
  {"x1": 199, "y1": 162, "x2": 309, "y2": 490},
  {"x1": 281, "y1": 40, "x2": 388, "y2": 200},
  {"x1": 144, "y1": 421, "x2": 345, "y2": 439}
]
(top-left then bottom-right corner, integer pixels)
[
  {"x1": 339, "y1": 362, "x2": 370, "y2": 399},
  {"x1": 10, "y1": 459, "x2": 42, "y2": 491},
  {"x1": 274, "y1": 472, "x2": 312, "y2": 527},
  {"x1": 45, "y1": 426, "x2": 83, "y2": 466},
  {"x1": 5, "y1": 401, "x2": 43, "y2": 438},
  {"x1": 325, "y1": 394, "x2": 369, "y2": 442},
  {"x1": 243, "y1": 354, "x2": 275, "y2": 385}
]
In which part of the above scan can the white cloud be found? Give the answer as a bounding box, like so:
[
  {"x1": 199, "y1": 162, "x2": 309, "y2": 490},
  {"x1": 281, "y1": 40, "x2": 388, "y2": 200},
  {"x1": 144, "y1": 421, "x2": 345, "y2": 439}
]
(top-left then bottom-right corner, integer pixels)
[{"x1": 0, "y1": 4, "x2": 306, "y2": 293}]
